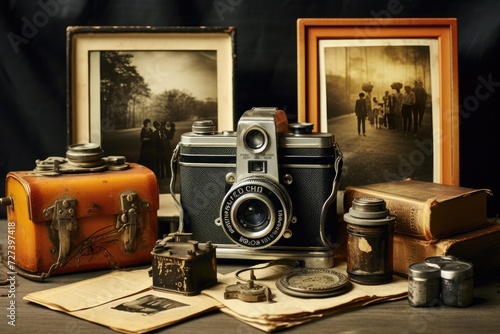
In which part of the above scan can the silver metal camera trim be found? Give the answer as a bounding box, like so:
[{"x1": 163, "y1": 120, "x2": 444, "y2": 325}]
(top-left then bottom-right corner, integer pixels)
[
  {"x1": 214, "y1": 245, "x2": 336, "y2": 268},
  {"x1": 178, "y1": 130, "x2": 334, "y2": 150},
  {"x1": 280, "y1": 132, "x2": 334, "y2": 148},
  {"x1": 178, "y1": 131, "x2": 236, "y2": 147},
  {"x1": 235, "y1": 108, "x2": 284, "y2": 183}
]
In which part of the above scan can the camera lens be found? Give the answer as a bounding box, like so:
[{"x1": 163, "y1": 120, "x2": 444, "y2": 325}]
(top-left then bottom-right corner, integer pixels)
[
  {"x1": 237, "y1": 198, "x2": 269, "y2": 231},
  {"x1": 220, "y1": 178, "x2": 292, "y2": 249},
  {"x1": 231, "y1": 193, "x2": 276, "y2": 240},
  {"x1": 244, "y1": 127, "x2": 267, "y2": 153},
  {"x1": 234, "y1": 196, "x2": 274, "y2": 236}
]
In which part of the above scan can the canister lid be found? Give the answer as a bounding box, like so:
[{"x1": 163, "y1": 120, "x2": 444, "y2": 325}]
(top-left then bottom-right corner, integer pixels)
[
  {"x1": 343, "y1": 197, "x2": 395, "y2": 226},
  {"x1": 409, "y1": 262, "x2": 441, "y2": 278},
  {"x1": 192, "y1": 120, "x2": 216, "y2": 134},
  {"x1": 424, "y1": 255, "x2": 458, "y2": 269},
  {"x1": 440, "y1": 261, "x2": 474, "y2": 279}
]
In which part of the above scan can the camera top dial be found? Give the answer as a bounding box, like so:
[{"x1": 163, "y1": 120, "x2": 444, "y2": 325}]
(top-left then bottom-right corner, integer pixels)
[{"x1": 289, "y1": 122, "x2": 314, "y2": 134}]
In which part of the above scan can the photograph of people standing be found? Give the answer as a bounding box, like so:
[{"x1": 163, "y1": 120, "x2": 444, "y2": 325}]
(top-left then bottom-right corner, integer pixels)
[
  {"x1": 401, "y1": 85, "x2": 416, "y2": 136},
  {"x1": 99, "y1": 50, "x2": 218, "y2": 194},
  {"x1": 322, "y1": 42, "x2": 436, "y2": 189},
  {"x1": 355, "y1": 92, "x2": 367, "y2": 136}
]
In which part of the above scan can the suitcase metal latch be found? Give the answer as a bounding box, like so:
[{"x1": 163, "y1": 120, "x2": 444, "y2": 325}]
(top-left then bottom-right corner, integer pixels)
[
  {"x1": 44, "y1": 198, "x2": 78, "y2": 269},
  {"x1": 117, "y1": 190, "x2": 143, "y2": 252}
]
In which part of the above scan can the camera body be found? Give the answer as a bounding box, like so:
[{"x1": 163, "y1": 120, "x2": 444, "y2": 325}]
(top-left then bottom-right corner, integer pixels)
[{"x1": 177, "y1": 108, "x2": 342, "y2": 267}]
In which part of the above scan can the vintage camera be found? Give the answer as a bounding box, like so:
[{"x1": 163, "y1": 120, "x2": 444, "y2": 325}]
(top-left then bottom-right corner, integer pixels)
[{"x1": 175, "y1": 107, "x2": 342, "y2": 267}]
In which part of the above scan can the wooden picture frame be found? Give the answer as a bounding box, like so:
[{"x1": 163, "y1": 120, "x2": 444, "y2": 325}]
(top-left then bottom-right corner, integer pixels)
[
  {"x1": 67, "y1": 26, "x2": 236, "y2": 216},
  {"x1": 297, "y1": 18, "x2": 459, "y2": 187}
]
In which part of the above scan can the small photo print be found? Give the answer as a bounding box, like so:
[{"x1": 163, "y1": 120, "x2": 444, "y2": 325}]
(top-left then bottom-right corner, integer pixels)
[{"x1": 112, "y1": 294, "x2": 188, "y2": 315}]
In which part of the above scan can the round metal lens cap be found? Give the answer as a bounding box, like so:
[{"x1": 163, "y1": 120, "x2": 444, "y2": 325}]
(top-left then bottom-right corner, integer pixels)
[{"x1": 276, "y1": 268, "x2": 351, "y2": 298}]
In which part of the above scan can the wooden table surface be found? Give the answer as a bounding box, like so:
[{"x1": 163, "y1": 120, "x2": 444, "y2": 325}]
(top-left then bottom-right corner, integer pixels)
[{"x1": 1, "y1": 220, "x2": 499, "y2": 334}]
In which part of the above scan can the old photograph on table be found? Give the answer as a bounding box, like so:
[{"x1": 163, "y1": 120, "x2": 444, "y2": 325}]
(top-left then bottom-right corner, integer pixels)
[
  {"x1": 67, "y1": 26, "x2": 235, "y2": 215},
  {"x1": 297, "y1": 18, "x2": 459, "y2": 189}
]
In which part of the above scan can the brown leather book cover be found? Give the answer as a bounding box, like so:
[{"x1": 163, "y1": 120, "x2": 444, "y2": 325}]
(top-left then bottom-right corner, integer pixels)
[
  {"x1": 393, "y1": 222, "x2": 500, "y2": 277},
  {"x1": 344, "y1": 179, "x2": 491, "y2": 240}
]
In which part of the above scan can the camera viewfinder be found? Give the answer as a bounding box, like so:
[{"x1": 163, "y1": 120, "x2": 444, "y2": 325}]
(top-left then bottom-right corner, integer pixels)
[
  {"x1": 249, "y1": 161, "x2": 267, "y2": 173},
  {"x1": 244, "y1": 128, "x2": 268, "y2": 153}
]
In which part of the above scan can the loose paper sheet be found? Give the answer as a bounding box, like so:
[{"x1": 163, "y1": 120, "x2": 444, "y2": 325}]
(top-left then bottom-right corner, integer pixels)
[
  {"x1": 24, "y1": 269, "x2": 152, "y2": 312},
  {"x1": 71, "y1": 290, "x2": 221, "y2": 334}
]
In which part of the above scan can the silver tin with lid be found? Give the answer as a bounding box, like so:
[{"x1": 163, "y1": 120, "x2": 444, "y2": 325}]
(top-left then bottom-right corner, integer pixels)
[
  {"x1": 408, "y1": 262, "x2": 441, "y2": 307},
  {"x1": 440, "y1": 261, "x2": 474, "y2": 307}
]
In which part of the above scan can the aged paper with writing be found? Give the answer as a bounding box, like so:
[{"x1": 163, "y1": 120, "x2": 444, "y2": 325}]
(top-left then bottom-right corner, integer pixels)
[
  {"x1": 24, "y1": 269, "x2": 152, "y2": 312},
  {"x1": 24, "y1": 268, "x2": 222, "y2": 333}
]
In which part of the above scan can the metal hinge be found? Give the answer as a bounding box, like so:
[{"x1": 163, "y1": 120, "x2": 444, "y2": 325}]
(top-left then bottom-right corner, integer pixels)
[{"x1": 116, "y1": 190, "x2": 144, "y2": 252}]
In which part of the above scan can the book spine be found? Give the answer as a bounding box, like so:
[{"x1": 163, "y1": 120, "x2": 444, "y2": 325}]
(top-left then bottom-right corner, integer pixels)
[
  {"x1": 392, "y1": 233, "x2": 445, "y2": 276},
  {"x1": 344, "y1": 188, "x2": 431, "y2": 239}
]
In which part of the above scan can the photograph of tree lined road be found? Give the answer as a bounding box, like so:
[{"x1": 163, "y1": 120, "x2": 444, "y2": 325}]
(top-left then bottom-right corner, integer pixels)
[{"x1": 97, "y1": 50, "x2": 218, "y2": 192}]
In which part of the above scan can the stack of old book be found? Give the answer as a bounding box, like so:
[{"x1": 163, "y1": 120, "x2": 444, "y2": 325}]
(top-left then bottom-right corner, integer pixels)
[{"x1": 343, "y1": 179, "x2": 497, "y2": 277}]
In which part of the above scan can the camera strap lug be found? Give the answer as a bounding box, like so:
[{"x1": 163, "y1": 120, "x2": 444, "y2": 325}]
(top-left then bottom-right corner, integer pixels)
[
  {"x1": 170, "y1": 144, "x2": 185, "y2": 232},
  {"x1": 116, "y1": 190, "x2": 143, "y2": 252},
  {"x1": 319, "y1": 143, "x2": 343, "y2": 250},
  {"x1": 44, "y1": 197, "x2": 78, "y2": 275}
]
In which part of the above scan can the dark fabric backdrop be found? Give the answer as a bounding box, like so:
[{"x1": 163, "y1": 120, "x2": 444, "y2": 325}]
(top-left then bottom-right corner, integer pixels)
[{"x1": 1, "y1": 0, "x2": 499, "y2": 217}]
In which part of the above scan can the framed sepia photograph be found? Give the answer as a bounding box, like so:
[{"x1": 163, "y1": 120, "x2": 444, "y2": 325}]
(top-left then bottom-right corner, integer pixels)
[
  {"x1": 67, "y1": 26, "x2": 236, "y2": 216},
  {"x1": 297, "y1": 18, "x2": 459, "y2": 189}
]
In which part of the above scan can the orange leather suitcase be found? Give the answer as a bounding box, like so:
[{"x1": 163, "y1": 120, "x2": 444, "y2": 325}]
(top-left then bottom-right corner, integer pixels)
[{"x1": 2, "y1": 159, "x2": 158, "y2": 281}]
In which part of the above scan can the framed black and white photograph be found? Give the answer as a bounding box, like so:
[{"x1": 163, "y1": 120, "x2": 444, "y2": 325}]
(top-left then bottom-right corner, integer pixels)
[
  {"x1": 297, "y1": 18, "x2": 459, "y2": 189},
  {"x1": 67, "y1": 26, "x2": 235, "y2": 215}
]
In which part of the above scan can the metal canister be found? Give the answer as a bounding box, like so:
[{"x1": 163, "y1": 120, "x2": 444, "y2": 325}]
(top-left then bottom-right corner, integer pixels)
[
  {"x1": 344, "y1": 197, "x2": 396, "y2": 285},
  {"x1": 440, "y1": 261, "x2": 474, "y2": 307},
  {"x1": 408, "y1": 262, "x2": 441, "y2": 307}
]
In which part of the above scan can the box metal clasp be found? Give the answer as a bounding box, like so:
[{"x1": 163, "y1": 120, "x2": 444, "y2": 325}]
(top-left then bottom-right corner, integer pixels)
[
  {"x1": 117, "y1": 190, "x2": 143, "y2": 252},
  {"x1": 44, "y1": 197, "x2": 78, "y2": 269}
]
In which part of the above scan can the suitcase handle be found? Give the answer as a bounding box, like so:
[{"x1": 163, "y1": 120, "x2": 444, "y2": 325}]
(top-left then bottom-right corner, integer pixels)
[{"x1": 0, "y1": 197, "x2": 13, "y2": 206}]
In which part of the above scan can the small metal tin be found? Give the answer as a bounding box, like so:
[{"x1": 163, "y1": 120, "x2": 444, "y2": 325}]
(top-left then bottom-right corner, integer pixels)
[
  {"x1": 344, "y1": 197, "x2": 396, "y2": 285},
  {"x1": 408, "y1": 262, "x2": 441, "y2": 307},
  {"x1": 440, "y1": 261, "x2": 474, "y2": 307},
  {"x1": 150, "y1": 232, "x2": 217, "y2": 296}
]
